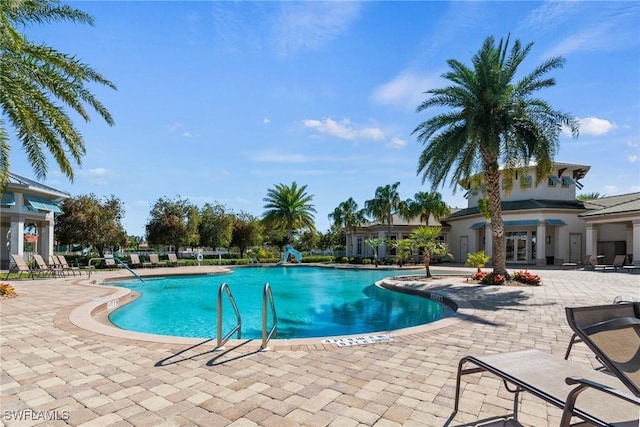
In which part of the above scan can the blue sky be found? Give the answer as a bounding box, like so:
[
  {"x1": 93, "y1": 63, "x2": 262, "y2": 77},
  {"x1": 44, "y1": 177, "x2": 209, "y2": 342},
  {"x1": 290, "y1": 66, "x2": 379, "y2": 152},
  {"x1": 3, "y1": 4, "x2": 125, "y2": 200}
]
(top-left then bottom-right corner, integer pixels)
[{"x1": 8, "y1": 1, "x2": 640, "y2": 236}]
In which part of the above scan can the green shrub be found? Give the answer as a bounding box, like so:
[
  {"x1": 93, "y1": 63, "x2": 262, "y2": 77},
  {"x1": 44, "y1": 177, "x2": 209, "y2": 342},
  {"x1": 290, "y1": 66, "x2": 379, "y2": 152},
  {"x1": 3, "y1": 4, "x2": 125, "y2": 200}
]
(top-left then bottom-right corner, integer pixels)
[
  {"x1": 362, "y1": 258, "x2": 371, "y2": 265},
  {"x1": 512, "y1": 270, "x2": 541, "y2": 285}
]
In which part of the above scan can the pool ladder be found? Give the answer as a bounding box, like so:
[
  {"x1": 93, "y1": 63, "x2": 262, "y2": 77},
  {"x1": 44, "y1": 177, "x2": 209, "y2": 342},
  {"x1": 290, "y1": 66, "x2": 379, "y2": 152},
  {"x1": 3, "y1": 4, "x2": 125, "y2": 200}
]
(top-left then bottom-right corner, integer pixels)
[{"x1": 216, "y1": 282, "x2": 277, "y2": 351}]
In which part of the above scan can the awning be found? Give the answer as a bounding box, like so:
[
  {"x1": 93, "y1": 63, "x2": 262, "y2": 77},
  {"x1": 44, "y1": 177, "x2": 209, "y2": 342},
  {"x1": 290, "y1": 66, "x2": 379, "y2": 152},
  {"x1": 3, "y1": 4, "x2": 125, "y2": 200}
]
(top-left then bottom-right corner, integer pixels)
[
  {"x1": 470, "y1": 222, "x2": 487, "y2": 229},
  {"x1": 24, "y1": 195, "x2": 63, "y2": 214},
  {"x1": 548, "y1": 176, "x2": 561, "y2": 185},
  {"x1": 545, "y1": 219, "x2": 567, "y2": 226},
  {"x1": 1, "y1": 191, "x2": 15, "y2": 206},
  {"x1": 562, "y1": 176, "x2": 575, "y2": 185},
  {"x1": 503, "y1": 220, "x2": 539, "y2": 227}
]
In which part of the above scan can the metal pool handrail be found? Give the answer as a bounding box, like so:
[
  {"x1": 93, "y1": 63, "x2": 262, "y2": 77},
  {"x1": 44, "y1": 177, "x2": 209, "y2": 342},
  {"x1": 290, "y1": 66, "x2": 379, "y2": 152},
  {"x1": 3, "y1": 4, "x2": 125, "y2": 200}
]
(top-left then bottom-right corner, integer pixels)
[
  {"x1": 87, "y1": 256, "x2": 144, "y2": 282},
  {"x1": 217, "y1": 283, "x2": 241, "y2": 349},
  {"x1": 261, "y1": 283, "x2": 278, "y2": 351}
]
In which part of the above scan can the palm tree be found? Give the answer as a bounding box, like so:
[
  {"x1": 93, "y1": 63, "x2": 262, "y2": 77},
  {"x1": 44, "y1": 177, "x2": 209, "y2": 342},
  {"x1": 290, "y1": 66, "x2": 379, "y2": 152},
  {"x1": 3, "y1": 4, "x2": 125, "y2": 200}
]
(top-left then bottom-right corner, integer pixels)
[
  {"x1": 262, "y1": 182, "x2": 316, "y2": 244},
  {"x1": 365, "y1": 182, "x2": 402, "y2": 235},
  {"x1": 412, "y1": 35, "x2": 578, "y2": 275},
  {"x1": 328, "y1": 197, "x2": 365, "y2": 257},
  {"x1": 0, "y1": 0, "x2": 117, "y2": 189},
  {"x1": 365, "y1": 237, "x2": 384, "y2": 267},
  {"x1": 408, "y1": 191, "x2": 451, "y2": 226},
  {"x1": 577, "y1": 192, "x2": 605, "y2": 201},
  {"x1": 410, "y1": 226, "x2": 451, "y2": 278}
]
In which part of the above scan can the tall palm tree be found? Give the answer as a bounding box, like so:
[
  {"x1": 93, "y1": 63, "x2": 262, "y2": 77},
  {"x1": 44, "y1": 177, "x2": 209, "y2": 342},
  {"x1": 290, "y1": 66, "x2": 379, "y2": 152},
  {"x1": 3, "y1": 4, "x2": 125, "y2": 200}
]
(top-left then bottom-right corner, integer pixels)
[
  {"x1": 262, "y1": 182, "x2": 316, "y2": 244},
  {"x1": 408, "y1": 191, "x2": 451, "y2": 226},
  {"x1": 365, "y1": 182, "x2": 402, "y2": 237},
  {"x1": 412, "y1": 35, "x2": 578, "y2": 275},
  {"x1": 328, "y1": 197, "x2": 365, "y2": 256},
  {"x1": 0, "y1": 0, "x2": 117, "y2": 189}
]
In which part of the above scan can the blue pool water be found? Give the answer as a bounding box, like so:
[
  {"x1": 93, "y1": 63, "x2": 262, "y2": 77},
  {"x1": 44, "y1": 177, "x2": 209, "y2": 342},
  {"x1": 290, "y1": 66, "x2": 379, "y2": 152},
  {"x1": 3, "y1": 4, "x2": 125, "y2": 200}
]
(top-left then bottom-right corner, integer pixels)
[{"x1": 109, "y1": 266, "x2": 445, "y2": 339}]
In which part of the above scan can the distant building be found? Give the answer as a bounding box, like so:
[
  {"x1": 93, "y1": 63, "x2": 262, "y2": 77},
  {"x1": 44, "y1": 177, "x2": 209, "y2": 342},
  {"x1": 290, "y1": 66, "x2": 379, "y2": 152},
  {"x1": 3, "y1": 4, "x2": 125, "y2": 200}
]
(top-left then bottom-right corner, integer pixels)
[
  {"x1": 349, "y1": 162, "x2": 640, "y2": 267},
  {"x1": 0, "y1": 172, "x2": 70, "y2": 269}
]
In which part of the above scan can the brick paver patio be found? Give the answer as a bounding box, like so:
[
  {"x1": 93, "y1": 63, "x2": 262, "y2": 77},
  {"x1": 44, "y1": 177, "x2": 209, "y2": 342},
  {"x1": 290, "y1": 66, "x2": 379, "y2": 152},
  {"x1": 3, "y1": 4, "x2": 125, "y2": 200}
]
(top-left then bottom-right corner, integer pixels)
[{"x1": 0, "y1": 265, "x2": 638, "y2": 426}]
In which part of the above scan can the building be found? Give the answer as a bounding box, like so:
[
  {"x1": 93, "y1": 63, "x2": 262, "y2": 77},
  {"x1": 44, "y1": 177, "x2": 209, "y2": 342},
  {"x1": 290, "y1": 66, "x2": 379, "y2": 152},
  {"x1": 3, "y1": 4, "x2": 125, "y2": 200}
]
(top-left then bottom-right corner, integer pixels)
[
  {"x1": 0, "y1": 172, "x2": 70, "y2": 270},
  {"x1": 349, "y1": 162, "x2": 640, "y2": 267}
]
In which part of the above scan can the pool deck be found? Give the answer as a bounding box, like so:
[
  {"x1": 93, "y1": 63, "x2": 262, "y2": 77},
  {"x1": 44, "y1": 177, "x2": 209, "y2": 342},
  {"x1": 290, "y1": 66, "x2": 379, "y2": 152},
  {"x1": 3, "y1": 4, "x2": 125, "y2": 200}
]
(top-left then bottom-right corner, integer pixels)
[{"x1": 1, "y1": 264, "x2": 638, "y2": 426}]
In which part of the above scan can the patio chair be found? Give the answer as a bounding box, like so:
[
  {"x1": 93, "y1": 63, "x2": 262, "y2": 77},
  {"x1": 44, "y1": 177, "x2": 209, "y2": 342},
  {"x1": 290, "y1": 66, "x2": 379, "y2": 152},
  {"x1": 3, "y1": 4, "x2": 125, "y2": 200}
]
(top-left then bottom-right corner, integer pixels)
[
  {"x1": 594, "y1": 254, "x2": 627, "y2": 272},
  {"x1": 4, "y1": 254, "x2": 35, "y2": 280},
  {"x1": 148, "y1": 253, "x2": 167, "y2": 268},
  {"x1": 57, "y1": 255, "x2": 82, "y2": 276},
  {"x1": 167, "y1": 253, "x2": 184, "y2": 267},
  {"x1": 104, "y1": 256, "x2": 124, "y2": 270},
  {"x1": 562, "y1": 255, "x2": 590, "y2": 270},
  {"x1": 32, "y1": 254, "x2": 63, "y2": 277},
  {"x1": 455, "y1": 304, "x2": 640, "y2": 426}
]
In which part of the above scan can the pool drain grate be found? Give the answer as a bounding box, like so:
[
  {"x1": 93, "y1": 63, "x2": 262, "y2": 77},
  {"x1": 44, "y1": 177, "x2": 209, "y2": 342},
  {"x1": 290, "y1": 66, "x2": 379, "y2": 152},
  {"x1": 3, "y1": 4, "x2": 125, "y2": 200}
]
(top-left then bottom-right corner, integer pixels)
[{"x1": 322, "y1": 335, "x2": 393, "y2": 347}]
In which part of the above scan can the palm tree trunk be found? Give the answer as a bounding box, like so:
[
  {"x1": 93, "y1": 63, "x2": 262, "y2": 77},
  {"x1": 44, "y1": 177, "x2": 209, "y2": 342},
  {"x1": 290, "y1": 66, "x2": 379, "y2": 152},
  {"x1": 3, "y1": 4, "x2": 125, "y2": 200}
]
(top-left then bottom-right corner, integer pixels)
[
  {"x1": 485, "y1": 163, "x2": 508, "y2": 275},
  {"x1": 424, "y1": 250, "x2": 431, "y2": 278}
]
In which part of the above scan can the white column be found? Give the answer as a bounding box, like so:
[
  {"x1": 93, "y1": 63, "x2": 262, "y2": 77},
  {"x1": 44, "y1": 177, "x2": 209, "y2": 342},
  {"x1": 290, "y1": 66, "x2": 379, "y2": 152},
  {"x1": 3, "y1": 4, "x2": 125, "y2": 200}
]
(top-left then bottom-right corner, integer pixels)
[
  {"x1": 41, "y1": 215, "x2": 55, "y2": 261},
  {"x1": 10, "y1": 220, "x2": 24, "y2": 255},
  {"x1": 632, "y1": 220, "x2": 640, "y2": 266},
  {"x1": 585, "y1": 224, "x2": 597, "y2": 258},
  {"x1": 536, "y1": 222, "x2": 546, "y2": 266}
]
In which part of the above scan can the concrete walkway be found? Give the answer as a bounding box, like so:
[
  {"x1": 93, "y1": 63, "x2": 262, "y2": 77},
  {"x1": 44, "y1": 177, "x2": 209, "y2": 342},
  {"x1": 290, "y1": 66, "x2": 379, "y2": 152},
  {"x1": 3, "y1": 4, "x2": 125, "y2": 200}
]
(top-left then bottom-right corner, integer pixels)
[{"x1": 0, "y1": 265, "x2": 638, "y2": 426}]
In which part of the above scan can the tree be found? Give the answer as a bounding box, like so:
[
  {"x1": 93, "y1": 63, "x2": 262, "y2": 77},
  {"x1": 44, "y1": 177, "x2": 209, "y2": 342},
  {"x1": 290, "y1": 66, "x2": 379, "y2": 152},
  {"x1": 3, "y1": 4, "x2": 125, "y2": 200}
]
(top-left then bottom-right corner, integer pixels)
[
  {"x1": 365, "y1": 237, "x2": 384, "y2": 267},
  {"x1": 407, "y1": 191, "x2": 451, "y2": 226},
  {"x1": 410, "y1": 226, "x2": 452, "y2": 278},
  {"x1": 365, "y1": 182, "x2": 402, "y2": 257},
  {"x1": 231, "y1": 212, "x2": 262, "y2": 258},
  {"x1": 55, "y1": 194, "x2": 127, "y2": 257},
  {"x1": 413, "y1": 35, "x2": 578, "y2": 275},
  {"x1": 146, "y1": 196, "x2": 197, "y2": 253},
  {"x1": 296, "y1": 229, "x2": 319, "y2": 252},
  {"x1": 577, "y1": 192, "x2": 605, "y2": 201},
  {"x1": 388, "y1": 238, "x2": 414, "y2": 268},
  {"x1": 262, "y1": 182, "x2": 316, "y2": 244},
  {"x1": 0, "y1": 0, "x2": 116, "y2": 189},
  {"x1": 465, "y1": 250, "x2": 491, "y2": 273},
  {"x1": 328, "y1": 197, "x2": 365, "y2": 257},
  {"x1": 198, "y1": 203, "x2": 233, "y2": 250}
]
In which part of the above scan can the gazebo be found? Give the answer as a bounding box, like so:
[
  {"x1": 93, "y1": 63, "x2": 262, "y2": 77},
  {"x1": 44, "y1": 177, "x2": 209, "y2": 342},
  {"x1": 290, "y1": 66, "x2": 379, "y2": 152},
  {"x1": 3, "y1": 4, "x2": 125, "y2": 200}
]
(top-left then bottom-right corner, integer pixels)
[{"x1": 0, "y1": 172, "x2": 70, "y2": 270}]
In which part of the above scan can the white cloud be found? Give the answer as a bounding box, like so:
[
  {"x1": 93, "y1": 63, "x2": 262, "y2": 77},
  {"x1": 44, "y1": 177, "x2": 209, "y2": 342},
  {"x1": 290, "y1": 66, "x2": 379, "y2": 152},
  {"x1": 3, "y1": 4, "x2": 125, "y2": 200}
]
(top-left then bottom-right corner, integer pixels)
[
  {"x1": 386, "y1": 137, "x2": 407, "y2": 149},
  {"x1": 371, "y1": 71, "x2": 440, "y2": 110},
  {"x1": 263, "y1": 118, "x2": 270, "y2": 124},
  {"x1": 303, "y1": 118, "x2": 384, "y2": 141},
  {"x1": 603, "y1": 185, "x2": 618, "y2": 194},
  {"x1": 577, "y1": 117, "x2": 617, "y2": 136},
  {"x1": 183, "y1": 132, "x2": 193, "y2": 138},
  {"x1": 274, "y1": 2, "x2": 361, "y2": 56},
  {"x1": 522, "y1": 1, "x2": 579, "y2": 31},
  {"x1": 79, "y1": 168, "x2": 114, "y2": 186},
  {"x1": 629, "y1": 155, "x2": 638, "y2": 163}
]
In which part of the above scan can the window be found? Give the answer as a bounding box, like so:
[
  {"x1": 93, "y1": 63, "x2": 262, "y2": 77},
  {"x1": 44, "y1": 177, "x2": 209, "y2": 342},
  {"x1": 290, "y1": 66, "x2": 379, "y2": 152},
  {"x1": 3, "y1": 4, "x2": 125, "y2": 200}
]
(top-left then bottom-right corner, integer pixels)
[
  {"x1": 520, "y1": 175, "x2": 532, "y2": 189},
  {"x1": 356, "y1": 236, "x2": 362, "y2": 256},
  {"x1": 389, "y1": 235, "x2": 397, "y2": 256},
  {"x1": 562, "y1": 176, "x2": 575, "y2": 188},
  {"x1": 548, "y1": 176, "x2": 561, "y2": 187}
]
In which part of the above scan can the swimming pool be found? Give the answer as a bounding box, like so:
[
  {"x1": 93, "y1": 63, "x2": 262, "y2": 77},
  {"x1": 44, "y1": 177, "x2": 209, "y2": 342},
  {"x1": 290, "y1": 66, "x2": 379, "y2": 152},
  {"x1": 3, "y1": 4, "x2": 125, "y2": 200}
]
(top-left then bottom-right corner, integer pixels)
[{"x1": 109, "y1": 266, "x2": 446, "y2": 339}]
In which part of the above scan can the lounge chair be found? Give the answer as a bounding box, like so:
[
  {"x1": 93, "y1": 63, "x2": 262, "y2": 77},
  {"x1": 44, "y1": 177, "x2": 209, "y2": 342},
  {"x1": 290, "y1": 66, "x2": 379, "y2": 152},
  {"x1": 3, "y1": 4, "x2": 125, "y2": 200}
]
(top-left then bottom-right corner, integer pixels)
[
  {"x1": 33, "y1": 254, "x2": 63, "y2": 277},
  {"x1": 455, "y1": 304, "x2": 640, "y2": 426},
  {"x1": 594, "y1": 254, "x2": 627, "y2": 272},
  {"x1": 148, "y1": 253, "x2": 167, "y2": 268},
  {"x1": 57, "y1": 255, "x2": 82, "y2": 276},
  {"x1": 104, "y1": 256, "x2": 124, "y2": 270},
  {"x1": 167, "y1": 253, "x2": 184, "y2": 267},
  {"x1": 4, "y1": 254, "x2": 35, "y2": 280},
  {"x1": 562, "y1": 255, "x2": 590, "y2": 270}
]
